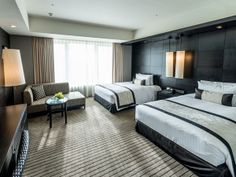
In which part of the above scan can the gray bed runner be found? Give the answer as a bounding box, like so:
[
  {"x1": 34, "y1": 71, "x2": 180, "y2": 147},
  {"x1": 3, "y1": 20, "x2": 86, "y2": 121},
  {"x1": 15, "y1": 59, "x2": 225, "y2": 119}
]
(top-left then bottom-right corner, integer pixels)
[{"x1": 96, "y1": 84, "x2": 136, "y2": 109}]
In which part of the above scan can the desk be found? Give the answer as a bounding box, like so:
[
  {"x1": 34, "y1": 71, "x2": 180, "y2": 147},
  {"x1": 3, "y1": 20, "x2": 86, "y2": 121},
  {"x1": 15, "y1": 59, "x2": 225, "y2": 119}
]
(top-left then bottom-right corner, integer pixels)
[{"x1": 0, "y1": 104, "x2": 28, "y2": 177}]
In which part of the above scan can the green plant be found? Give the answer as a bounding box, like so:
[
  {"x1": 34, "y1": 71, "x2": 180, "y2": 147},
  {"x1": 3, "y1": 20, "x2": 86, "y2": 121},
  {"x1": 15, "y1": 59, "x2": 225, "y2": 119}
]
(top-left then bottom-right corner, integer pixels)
[{"x1": 55, "y1": 92, "x2": 64, "y2": 99}]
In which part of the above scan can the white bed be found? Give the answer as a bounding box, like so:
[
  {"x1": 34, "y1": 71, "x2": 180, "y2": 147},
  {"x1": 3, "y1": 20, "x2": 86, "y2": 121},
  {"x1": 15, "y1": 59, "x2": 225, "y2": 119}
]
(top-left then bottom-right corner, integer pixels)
[
  {"x1": 135, "y1": 94, "x2": 236, "y2": 177},
  {"x1": 94, "y1": 82, "x2": 161, "y2": 112}
]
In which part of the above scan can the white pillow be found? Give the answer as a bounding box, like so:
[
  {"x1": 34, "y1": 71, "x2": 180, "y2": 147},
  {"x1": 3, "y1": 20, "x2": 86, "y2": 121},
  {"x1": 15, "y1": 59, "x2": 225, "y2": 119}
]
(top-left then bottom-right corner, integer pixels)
[
  {"x1": 136, "y1": 73, "x2": 153, "y2": 86},
  {"x1": 201, "y1": 90, "x2": 223, "y2": 105},
  {"x1": 198, "y1": 80, "x2": 236, "y2": 94},
  {"x1": 133, "y1": 78, "x2": 145, "y2": 85},
  {"x1": 232, "y1": 95, "x2": 236, "y2": 107},
  {"x1": 198, "y1": 81, "x2": 221, "y2": 92}
]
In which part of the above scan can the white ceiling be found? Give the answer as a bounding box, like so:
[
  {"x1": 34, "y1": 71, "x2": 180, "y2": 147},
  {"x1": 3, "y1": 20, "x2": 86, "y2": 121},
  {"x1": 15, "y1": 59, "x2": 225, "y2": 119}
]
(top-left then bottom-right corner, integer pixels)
[
  {"x1": 0, "y1": 0, "x2": 29, "y2": 35},
  {"x1": 1, "y1": 0, "x2": 236, "y2": 41},
  {"x1": 25, "y1": 0, "x2": 223, "y2": 29}
]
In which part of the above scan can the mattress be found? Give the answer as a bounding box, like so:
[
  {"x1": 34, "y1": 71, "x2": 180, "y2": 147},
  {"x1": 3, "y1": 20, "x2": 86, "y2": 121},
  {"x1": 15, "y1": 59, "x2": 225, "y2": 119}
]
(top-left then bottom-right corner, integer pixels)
[
  {"x1": 135, "y1": 94, "x2": 236, "y2": 177},
  {"x1": 94, "y1": 82, "x2": 161, "y2": 111}
]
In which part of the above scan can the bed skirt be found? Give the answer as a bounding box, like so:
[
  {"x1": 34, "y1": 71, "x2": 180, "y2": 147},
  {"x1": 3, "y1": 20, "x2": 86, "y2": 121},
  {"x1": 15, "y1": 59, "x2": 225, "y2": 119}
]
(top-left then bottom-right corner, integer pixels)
[
  {"x1": 135, "y1": 120, "x2": 232, "y2": 177},
  {"x1": 94, "y1": 94, "x2": 117, "y2": 113}
]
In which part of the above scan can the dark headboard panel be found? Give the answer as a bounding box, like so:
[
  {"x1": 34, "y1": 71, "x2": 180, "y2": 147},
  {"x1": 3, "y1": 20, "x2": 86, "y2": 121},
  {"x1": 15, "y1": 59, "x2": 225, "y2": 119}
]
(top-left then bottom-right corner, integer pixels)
[
  {"x1": 132, "y1": 26, "x2": 236, "y2": 93},
  {"x1": 153, "y1": 74, "x2": 161, "y2": 85}
]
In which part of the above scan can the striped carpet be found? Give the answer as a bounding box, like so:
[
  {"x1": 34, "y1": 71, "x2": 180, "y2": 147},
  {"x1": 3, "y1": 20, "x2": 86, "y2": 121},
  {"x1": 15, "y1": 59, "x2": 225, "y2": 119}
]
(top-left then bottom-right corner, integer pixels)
[{"x1": 23, "y1": 98, "x2": 197, "y2": 177}]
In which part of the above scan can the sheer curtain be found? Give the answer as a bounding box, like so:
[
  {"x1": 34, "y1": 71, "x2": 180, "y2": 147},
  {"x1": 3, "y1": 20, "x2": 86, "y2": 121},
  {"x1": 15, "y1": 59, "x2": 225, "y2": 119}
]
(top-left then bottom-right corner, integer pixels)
[{"x1": 54, "y1": 39, "x2": 112, "y2": 97}]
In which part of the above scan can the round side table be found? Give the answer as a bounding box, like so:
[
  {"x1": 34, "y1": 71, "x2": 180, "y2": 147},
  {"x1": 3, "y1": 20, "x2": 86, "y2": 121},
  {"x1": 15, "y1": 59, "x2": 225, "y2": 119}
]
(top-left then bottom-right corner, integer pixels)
[{"x1": 46, "y1": 97, "x2": 68, "y2": 128}]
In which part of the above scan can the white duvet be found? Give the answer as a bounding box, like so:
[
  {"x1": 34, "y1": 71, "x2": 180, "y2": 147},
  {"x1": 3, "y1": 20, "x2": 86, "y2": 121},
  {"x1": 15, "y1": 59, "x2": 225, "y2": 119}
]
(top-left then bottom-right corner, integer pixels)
[
  {"x1": 95, "y1": 82, "x2": 161, "y2": 111},
  {"x1": 135, "y1": 94, "x2": 236, "y2": 177}
]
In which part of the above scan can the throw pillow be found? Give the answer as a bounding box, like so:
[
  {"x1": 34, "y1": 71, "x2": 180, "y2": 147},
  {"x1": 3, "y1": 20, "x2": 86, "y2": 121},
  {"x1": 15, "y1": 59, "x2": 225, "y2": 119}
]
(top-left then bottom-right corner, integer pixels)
[
  {"x1": 135, "y1": 73, "x2": 153, "y2": 86},
  {"x1": 31, "y1": 85, "x2": 46, "y2": 101},
  {"x1": 133, "y1": 79, "x2": 145, "y2": 85},
  {"x1": 195, "y1": 88, "x2": 234, "y2": 106}
]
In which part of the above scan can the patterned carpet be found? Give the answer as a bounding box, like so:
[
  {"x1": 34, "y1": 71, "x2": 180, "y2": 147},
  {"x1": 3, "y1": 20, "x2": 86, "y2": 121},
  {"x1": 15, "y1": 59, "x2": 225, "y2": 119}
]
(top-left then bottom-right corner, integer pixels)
[{"x1": 23, "y1": 98, "x2": 197, "y2": 177}]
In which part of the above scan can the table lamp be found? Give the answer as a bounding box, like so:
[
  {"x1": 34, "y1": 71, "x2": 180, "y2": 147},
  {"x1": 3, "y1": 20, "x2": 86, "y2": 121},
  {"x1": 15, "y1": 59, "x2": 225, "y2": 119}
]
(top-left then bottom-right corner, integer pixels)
[{"x1": 2, "y1": 48, "x2": 25, "y2": 104}]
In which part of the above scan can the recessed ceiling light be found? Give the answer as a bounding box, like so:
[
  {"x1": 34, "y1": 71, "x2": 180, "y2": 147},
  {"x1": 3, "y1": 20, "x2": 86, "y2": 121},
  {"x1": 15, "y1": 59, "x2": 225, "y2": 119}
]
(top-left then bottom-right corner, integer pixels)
[
  {"x1": 11, "y1": 25, "x2": 16, "y2": 28},
  {"x1": 48, "y1": 12, "x2": 53, "y2": 17},
  {"x1": 216, "y1": 25, "x2": 223, "y2": 29}
]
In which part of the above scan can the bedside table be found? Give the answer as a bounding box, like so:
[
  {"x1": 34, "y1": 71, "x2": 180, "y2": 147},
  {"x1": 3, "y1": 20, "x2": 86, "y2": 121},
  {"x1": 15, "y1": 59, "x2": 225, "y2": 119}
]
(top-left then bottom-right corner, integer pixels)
[{"x1": 157, "y1": 89, "x2": 185, "y2": 100}]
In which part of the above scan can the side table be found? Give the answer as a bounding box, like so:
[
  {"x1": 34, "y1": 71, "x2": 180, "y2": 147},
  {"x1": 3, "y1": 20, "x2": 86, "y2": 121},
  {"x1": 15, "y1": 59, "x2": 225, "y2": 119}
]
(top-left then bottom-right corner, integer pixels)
[{"x1": 46, "y1": 97, "x2": 68, "y2": 128}]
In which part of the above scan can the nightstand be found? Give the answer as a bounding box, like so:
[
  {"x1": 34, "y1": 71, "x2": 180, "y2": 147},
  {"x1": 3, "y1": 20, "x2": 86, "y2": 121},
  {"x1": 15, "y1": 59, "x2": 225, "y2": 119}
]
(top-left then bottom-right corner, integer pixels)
[{"x1": 157, "y1": 89, "x2": 185, "y2": 100}]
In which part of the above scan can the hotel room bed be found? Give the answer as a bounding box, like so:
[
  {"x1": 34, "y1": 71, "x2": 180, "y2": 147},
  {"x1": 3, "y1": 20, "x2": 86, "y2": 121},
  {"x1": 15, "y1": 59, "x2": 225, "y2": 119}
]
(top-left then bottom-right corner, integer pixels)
[
  {"x1": 94, "y1": 82, "x2": 161, "y2": 113},
  {"x1": 135, "y1": 94, "x2": 236, "y2": 177}
]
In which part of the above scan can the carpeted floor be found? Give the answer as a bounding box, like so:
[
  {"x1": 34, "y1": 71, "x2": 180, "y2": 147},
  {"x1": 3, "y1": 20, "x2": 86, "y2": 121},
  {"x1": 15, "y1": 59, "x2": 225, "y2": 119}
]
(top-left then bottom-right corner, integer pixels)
[{"x1": 23, "y1": 98, "x2": 197, "y2": 177}]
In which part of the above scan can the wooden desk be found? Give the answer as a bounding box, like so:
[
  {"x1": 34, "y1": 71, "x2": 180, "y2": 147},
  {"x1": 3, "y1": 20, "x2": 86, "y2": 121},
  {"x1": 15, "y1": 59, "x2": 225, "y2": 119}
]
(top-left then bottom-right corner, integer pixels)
[{"x1": 0, "y1": 104, "x2": 28, "y2": 177}]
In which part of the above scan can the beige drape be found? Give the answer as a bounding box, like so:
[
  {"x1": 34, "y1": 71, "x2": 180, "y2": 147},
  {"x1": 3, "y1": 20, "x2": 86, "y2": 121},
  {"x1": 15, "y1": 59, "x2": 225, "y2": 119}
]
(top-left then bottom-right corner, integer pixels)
[
  {"x1": 112, "y1": 43, "x2": 124, "y2": 83},
  {"x1": 33, "y1": 37, "x2": 55, "y2": 84}
]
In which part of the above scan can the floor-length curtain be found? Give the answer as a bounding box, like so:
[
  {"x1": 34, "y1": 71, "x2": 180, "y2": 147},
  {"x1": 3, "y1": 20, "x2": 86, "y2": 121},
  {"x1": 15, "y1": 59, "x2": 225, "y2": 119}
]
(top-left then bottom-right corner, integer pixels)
[
  {"x1": 54, "y1": 39, "x2": 112, "y2": 97},
  {"x1": 112, "y1": 43, "x2": 124, "y2": 83},
  {"x1": 33, "y1": 37, "x2": 55, "y2": 84}
]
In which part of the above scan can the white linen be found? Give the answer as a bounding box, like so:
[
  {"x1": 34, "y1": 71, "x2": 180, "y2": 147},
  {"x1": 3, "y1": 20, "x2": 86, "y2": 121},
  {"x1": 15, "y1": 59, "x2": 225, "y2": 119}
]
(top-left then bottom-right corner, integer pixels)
[
  {"x1": 201, "y1": 90, "x2": 224, "y2": 105},
  {"x1": 198, "y1": 80, "x2": 236, "y2": 93},
  {"x1": 96, "y1": 83, "x2": 135, "y2": 107},
  {"x1": 95, "y1": 82, "x2": 161, "y2": 111},
  {"x1": 133, "y1": 78, "x2": 145, "y2": 85},
  {"x1": 136, "y1": 73, "x2": 153, "y2": 86},
  {"x1": 135, "y1": 94, "x2": 236, "y2": 177},
  {"x1": 233, "y1": 95, "x2": 236, "y2": 107}
]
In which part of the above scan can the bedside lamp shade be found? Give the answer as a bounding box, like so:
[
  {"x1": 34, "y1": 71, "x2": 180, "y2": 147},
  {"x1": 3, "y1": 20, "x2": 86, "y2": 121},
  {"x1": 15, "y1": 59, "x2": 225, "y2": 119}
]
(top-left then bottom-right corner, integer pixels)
[
  {"x1": 2, "y1": 49, "x2": 25, "y2": 87},
  {"x1": 166, "y1": 52, "x2": 176, "y2": 77},
  {"x1": 175, "y1": 51, "x2": 193, "y2": 79}
]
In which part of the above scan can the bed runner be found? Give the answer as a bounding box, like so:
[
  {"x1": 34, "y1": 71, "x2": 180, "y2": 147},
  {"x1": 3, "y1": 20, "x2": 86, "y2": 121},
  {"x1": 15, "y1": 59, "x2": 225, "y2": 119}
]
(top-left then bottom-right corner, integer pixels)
[
  {"x1": 143, "y1": 100, "x2": 236, "y2": 177},
  {"x1": 96, "y1": 84, "x2": 136, "y2": 109}
]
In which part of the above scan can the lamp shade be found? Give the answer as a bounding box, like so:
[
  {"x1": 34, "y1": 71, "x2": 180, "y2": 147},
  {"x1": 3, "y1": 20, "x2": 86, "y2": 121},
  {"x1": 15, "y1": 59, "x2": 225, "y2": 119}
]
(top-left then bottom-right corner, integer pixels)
[
  {"x1": 2, "y1": 49, "x2": 25, "y2": 87},
  {"x1": 166, "y1": 52, "x2": 176, "y2": 77},
  {"x1": 175, "y1": 50, "x2": 193, "y2": 79}
]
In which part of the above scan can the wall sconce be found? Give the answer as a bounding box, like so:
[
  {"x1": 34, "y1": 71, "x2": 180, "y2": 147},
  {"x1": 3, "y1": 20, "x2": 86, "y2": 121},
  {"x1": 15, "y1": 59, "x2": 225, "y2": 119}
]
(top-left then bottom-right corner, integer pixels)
[
  {"x1": 175, "y1": 51, "x2": 193, "y2": 79},
  {"x1": 166, "y1": 52, "x2": 176, "y2": 77}
]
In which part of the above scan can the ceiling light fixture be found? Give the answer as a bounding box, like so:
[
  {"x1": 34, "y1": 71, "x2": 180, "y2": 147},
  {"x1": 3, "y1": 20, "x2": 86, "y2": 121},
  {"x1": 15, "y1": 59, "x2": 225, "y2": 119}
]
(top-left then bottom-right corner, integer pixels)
[
  {"x1": 48, "y1": 12, "x2": 53, "y2": 17},
  {"x1": 216, "y1": 25, "x2": 223, "y2": 29},
  {"x1": 10, "y1": 25, "x2": 16, "y2": 28}
]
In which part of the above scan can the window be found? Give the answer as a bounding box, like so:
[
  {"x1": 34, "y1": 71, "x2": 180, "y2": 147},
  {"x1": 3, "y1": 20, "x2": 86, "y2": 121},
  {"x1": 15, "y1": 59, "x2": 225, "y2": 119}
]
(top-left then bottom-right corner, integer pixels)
[{"x1": 54, "y1": 39, "x2": 112, "y2": 96}]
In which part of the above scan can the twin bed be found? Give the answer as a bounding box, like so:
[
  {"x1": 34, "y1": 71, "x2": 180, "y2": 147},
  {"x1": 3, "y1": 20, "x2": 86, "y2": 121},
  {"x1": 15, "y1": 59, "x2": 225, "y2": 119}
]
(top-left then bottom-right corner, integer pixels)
[
  {"x1": 94, "y1": 82, "x2": 161, "y2": 112},
  {"x1": 94, "y1": 76, "x2": 236, "y2": 177},
  {"x1": 136, "y1": 94, "x2": 236, "y2": 177},
  {"x1": 94, "y1": 74, "x2": 161, "y2": 112}
]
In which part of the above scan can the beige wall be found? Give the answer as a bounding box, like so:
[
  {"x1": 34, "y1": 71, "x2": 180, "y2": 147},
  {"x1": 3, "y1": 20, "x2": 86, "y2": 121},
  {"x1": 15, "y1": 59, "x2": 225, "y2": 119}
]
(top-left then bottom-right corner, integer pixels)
[
  {"x1": 30, "y1": 16, "x2": 134, "y2": 41},
  {"x1": 122, "y1": 45, "x2": 132, "y2": 81}
]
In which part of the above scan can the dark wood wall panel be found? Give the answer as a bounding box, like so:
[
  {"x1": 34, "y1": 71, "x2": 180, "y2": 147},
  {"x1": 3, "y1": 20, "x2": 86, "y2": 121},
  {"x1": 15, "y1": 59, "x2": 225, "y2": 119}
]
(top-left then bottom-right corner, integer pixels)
[
  {"x1": 0, "y1": 28, "x2": 11, "y2": 107},
  {"x1": 10, "y1": 35, "x2": 34, "y2": 104},
  {"x1": 132, "y1": 27, "x2": 236, "y2": 93},
  {"x1": 225, "y1": 27, "x2": 236, "y2": 48},
  {"x1": 0, "y1": 33, "x2": 34, "y2": 106}
]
